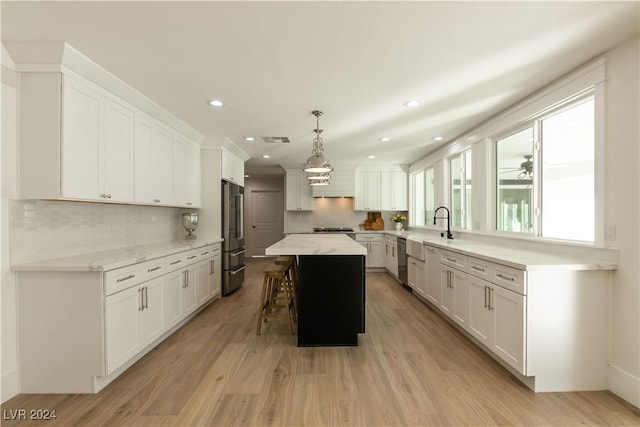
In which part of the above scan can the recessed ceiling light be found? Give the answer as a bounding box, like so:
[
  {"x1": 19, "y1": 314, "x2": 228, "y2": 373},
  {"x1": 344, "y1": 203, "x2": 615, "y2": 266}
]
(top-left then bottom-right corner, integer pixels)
[
  {"x1": 404, "y1": 100, "x2": 421, "y2": 108},
  {"x1": 208, "y1": 99, "x2": 224, "y2": 107},
  {"x1": 433, "y1": 136, "x2": 444, "y2": 141},
  {"x1": 244, "y1": 137, "x2": 255, "y2": 142},
  {"x1": 262, "y1": 154, "x2": 270, "y2": 159},
  {"x1": 244, "y1": 174, "x2": 250, "y2": 178},
  {"x1": 379, "y1": 137, "x2": 391, "y2": 142},
  {"x1": 367, "y1": 155, "x2": 375, "y2": 159}
]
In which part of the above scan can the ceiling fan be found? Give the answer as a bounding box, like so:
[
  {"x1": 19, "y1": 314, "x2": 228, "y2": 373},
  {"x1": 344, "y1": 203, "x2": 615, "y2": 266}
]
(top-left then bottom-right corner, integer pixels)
[{"x1": 500, "y1": 154, "x2": 533, "y2": 179}]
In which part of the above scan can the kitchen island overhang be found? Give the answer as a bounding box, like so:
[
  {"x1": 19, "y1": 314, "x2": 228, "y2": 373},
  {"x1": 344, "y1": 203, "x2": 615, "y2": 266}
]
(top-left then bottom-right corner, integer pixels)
[{"x1": 265, "y1": 234, "x2": 367, "y2": 346}]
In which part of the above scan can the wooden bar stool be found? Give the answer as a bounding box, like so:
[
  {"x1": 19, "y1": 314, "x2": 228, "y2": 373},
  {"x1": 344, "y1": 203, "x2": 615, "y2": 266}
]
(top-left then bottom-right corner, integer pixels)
[
  {"x1": 256, "y1": 263, "x2": 295, "y2": 335},
  {"x1": 274, "y1": 256, "x2": 298, "y2": 321}
]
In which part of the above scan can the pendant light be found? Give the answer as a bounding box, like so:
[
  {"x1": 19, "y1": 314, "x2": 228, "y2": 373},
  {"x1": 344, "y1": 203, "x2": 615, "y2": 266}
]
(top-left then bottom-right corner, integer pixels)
[{"x1": 303, "y1": 110, "x2": 333, "y2": 174}]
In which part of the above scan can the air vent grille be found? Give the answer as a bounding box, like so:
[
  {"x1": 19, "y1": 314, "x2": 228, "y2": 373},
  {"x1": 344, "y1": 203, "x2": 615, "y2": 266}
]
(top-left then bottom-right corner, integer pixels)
[{"x1": 261, "y1": 136, "x2": 291, "y2": 144}]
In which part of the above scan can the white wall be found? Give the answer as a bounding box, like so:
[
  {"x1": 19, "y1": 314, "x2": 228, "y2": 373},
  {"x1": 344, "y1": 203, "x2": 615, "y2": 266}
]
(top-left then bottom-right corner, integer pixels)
[
  {"x1": 197, "y1": 148, "x2": 222, "y2": 243},
  {"x1": 1, "y1": 44, "x2": 20, "y2": 402},
  {"x1": 603, "y1": 36, "x2": 639, "y2": 407}
]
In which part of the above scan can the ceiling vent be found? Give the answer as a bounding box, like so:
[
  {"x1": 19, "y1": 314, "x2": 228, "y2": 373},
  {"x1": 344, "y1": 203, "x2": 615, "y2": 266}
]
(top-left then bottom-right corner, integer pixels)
[{"x1": 261, "y1": 136, "x2": 291, "y2": 144}]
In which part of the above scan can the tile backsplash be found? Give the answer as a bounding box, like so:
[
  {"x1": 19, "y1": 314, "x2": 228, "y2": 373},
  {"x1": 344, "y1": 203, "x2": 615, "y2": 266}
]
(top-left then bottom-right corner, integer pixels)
[{"x1": 10, "y1": 200, "x2": 183, "y2": 265}]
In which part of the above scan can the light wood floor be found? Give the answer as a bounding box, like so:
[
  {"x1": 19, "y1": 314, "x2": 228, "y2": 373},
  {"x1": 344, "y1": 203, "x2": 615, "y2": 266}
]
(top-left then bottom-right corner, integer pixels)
[{"x1": 2, "y1": 258, "x2": 639, "y2": 426}]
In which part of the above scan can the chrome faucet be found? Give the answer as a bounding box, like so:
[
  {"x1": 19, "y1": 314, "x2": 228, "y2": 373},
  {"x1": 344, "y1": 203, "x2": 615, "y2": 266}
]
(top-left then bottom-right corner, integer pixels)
[{"x1": 433, "y1": 206, "x2": 454, "y2": 239}]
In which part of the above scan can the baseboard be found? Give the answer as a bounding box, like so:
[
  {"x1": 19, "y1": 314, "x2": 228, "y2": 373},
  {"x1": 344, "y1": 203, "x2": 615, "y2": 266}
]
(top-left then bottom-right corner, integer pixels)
[
  {"x1": 609, "y1": 364, "x2": 640, "y2": 408},
  {"x1": 1, "y1": 368, "x2": 20, "y2": 403}
]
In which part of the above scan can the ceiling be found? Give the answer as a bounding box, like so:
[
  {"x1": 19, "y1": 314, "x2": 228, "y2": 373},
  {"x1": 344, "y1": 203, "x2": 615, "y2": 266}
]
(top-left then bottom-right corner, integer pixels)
[{"x1": 2, "y1": 1, "x2": 638, "y2": 175}]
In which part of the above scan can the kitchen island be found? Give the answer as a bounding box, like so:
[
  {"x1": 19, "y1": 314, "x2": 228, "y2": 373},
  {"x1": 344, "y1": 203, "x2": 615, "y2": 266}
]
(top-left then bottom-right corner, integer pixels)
[{"x1": 265, "y1": 234, "x2": 367, "y2": 346}]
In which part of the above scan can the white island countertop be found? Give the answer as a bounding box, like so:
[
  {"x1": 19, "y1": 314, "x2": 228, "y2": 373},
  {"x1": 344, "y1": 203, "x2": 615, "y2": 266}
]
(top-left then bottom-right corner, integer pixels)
[{"x1": 266, "y1": 234, "x2": 367, "y2": 256}]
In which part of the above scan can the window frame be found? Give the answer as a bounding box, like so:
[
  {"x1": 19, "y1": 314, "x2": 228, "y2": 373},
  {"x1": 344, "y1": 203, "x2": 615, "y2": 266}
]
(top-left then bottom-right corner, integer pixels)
[
  {"x1": 491, "y1": 91, "x2": 596, "y2": 243},
  {"x1": 449, "y1": 148, "x2": 472, "y2": 230}
]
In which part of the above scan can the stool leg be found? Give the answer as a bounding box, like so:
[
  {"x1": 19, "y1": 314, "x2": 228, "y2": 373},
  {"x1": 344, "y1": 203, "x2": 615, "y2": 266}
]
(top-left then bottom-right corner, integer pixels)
[
  {"x1": 256, "y1": 274, "x2": 269, "y2": 335},
  {"x1": 281, "y1": 276, "x2": 294, "y2": 335}
]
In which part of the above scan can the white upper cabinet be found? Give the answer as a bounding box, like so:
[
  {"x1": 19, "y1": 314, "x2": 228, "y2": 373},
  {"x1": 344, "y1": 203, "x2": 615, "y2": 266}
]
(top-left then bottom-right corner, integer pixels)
[
  {"x1": 17, "y1": 68, "x2": 201, "y2": 207},
  {"x1": 172, "y1": 134, "x2": 201, "y2": 208},
  {"x1": 222, "y1": 151, "x2": 245, "y2": 187},
  {"x1": 380, "y1": 171, "x2": 408, "y2": 211},
  {"x1": 102, "y1": 97, "x2": 135, "y2": 202},
  {"x1": 134, "y1": 116, "x2": 173, "y2": 205},
  {"x1": 60, "y1": 76, "x2": 134, "y2": 203},
  {"x1": 285, "y1": 171, "x2": 313, "y2": 211},
  {"x1": 354, "y1": 171, "x2": 381, "y2": 211}
]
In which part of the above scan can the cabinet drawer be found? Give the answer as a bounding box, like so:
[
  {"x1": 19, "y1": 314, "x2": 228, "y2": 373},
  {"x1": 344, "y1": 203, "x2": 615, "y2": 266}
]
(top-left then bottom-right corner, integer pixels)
[
  {"x1": 196, "y1": 245, "x2": 217, "y2": 258},
  {"x1": 356, "y1": 233, "x2": 383, "y2": 242},
  {"x1": 384, "y1": 235, "x2": 397, "y2": 245},
  {"x1": 104, "y1": 265, "x2": 141, "y2": 296},
  {"x1": 183, "y1": 249, "x2": 200, "y2": 265},
  {"x1": 493, "y1": 264, "x2": 526, "y2": 295},
  {"x1": 166, "y1": 252, "x2": 188, "y2": 272},
  {"x1": 468, "y1": 256, "x2": 491, "y2": 280},
  {"x1": 425, "y1": 245, "x2": 440, "y2": 257},
  {"x1": 137, "y1": 258, "x2": 166, "y2": 283},
  {"x1": 440, "y1": 249, "x2": 467, "y2": 271}
]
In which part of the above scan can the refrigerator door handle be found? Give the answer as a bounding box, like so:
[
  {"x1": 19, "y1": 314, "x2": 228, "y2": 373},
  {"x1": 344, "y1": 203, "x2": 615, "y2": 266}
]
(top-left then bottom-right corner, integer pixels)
[
  {"x1": 230, "y1": 265, "x2": 247, "y2": 275},
  {"x1": 236, "y1": 194, "x2": 244, "y2": 239},
  {"x1": 230, "y1": 248, "x2": 247, "y2": 257}
]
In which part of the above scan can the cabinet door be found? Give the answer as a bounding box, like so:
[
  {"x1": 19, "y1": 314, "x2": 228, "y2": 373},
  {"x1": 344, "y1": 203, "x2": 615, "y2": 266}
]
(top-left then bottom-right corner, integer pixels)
[
  {"x1": 105, "y1": 286, "x2": 140, "y2": 374},
  {"x1": 285, "y1": 172, "x2": 312, "y2": 211},
  {"x1": 468, "y1": 276, "x2": 493, "y2": 347},
  {"x1": 196, "y1": 259, "x2": 212, "y2": 306},
  {"x1": 492, "y1": 285, "x2": 526, "y2": 373},
  {"x1": 102, "y1": 97, "x2": 134, "y2": 202},
  {"x1": 172, "y1": 138, "x2": 187, "y2": 206},
  {"x1": 381, "y1": 171, "x2": 408, "y2": 211},
  {"x1": 135, "y1": 117, "x2": 173, "y2": 205},
  {"x1": 61, "y1": 76, "x2": 101, "y2": 200},
  {"x1": 368, "y1": 241, "x2": 384, "y2": 268},
  {"x1": 210, "y1": 255, "x2": 222, "y2": 298},
  {"x1": 163, "y1": 270, "x2": 183, "y2": 328},
  {"x1": 390, "y1": 244, "x2": 398, "y2": 277},
  {"x1": 139, "y1": 277, "x2": 165, "y2": 346},
  {"x1": 451, "y1": 268, "x2": 469, "y2": 329},
  {"x1": 409, "y1": 257, "x2": 426, "y2": 295},
  {"x1": 439, "y1": 266, "x2": 454, "y2": 318},
  {"x1": 355, "y1": 171, "x2": 380, "y2": 211},
  {"x1": 182, "y1": 267, "x2": 198, "y2": 315},
  {"x1": 185, "y1": 142, "x2": 201, "y2": 208},
  {"x1": 425, "y1": 246, "x2": 441, "y2": 305}
]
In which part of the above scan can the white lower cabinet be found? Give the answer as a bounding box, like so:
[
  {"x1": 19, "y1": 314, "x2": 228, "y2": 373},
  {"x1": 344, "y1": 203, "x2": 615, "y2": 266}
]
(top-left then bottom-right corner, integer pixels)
[
  {"x1": 356, "y1": 234, "x2": 384, "y2": 268},
  {"x1": 105, "y1": 276, "x2": 164, "y2": 375},
  {"x1": 468, "y1": 275, "x2": 526, "y2": 373},
  {"x1": 16, "y1": 242, "x2": 222, "y2": 393},
  {"x1": 408, "y1": 256, "x2": 426, "y2": 294},
  {"x1": 384, "y1": 236, "x2": 398, "y2": 277},
  {"x1": 440, "y1": 264, "x2": 469, "y2": 330},
  {"x1": 424, "y1": 245, "x2": 441, "y2": 305}
]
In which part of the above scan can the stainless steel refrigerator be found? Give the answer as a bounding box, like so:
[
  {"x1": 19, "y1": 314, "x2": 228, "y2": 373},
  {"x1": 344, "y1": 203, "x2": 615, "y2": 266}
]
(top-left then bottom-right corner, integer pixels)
[{"x1": 222, "y1": 181, "x2": 246, "y2": 295}]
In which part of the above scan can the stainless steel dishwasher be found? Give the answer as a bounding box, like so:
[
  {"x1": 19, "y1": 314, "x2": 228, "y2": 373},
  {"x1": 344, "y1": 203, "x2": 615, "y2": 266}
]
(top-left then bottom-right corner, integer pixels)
[{"x1": 397, "y1": 237, "x2": 407, "y2": 286}]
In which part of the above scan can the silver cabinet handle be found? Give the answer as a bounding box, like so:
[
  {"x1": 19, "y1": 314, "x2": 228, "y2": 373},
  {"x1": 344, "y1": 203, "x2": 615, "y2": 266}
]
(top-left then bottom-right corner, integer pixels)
[
  {"x1": 182, "y1": 270, "x2": 187, "y2": 288},
  {"x1": 484, "y1": 286, "x2": 489, "y2": 309},
  {"x1": 210, "y1": 260, "x2": 214, "y2": 275},
  {"x1": 392, "y1": 247, "x2": 395, "y2": 257},
  {"x1": 386, "y1": 245, "x2": 388, "y2": 254},
  {"x1": 143, "y1": 286, "x2": 148, "y2": 310},
  {"x1": 489, "y1": 288, "x2": 494, "y2": 311},
  {"x1": 147, "y1": 266, "x2": 162, "y2": 272},
  {"x1": 117, "y1": 274, "x2": 136, "y2": 283},
  {"x1": 471, "y1": 265, "x2": 485, "y2": 272},
  {"x1": 186, "y1": 202, "x2": 193, "y2": 206},
  {"x1": 445, "y1": 257, "x2": 457, "y2": 263},
  {"x1": 187, "y1": 255, "x2": 197, "y2": 260},
  {"x1": 153, "y1": 199, "x2": 161, "y2": 203},
  {"x1": 170, "y1": 259, "x2": 182, "y2": 265},
  {"x1": 201, "y1": 251, "x2": 210, "y2": 256},
  {"x1": 496, "y1": 273, "x2": 515, "y2": 281},
  {"x1": 138, "y1": 288, "x2": 143, "y2": 311}
]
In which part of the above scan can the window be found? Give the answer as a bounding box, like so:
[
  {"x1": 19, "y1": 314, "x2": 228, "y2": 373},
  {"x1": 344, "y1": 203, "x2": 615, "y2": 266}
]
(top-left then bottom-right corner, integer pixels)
[
  {"x1": 495, "y1": 95, "x2": 594, "y2": 242},
  {"x1": 450, "y1": 150, "x2": 472, "y2": 229},
  {"x1": 412, "y1": 171, "x2": 425, "y2": 226},
  {"x1": 410, "y1": 167, "x2": 435, "y2": 227}
]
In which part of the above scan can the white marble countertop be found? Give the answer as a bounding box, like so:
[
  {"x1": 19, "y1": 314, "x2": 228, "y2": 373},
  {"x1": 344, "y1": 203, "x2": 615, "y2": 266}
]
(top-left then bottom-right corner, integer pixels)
[
  {"x1": 12, "y1": 238, "x2": 224, "y2": 273},
  {"x1": 285, "y1": 228, "x2": 616, "y2": 271},
  {"x1": 266, "y1": 234, "x2": 367, "y2": 256}
]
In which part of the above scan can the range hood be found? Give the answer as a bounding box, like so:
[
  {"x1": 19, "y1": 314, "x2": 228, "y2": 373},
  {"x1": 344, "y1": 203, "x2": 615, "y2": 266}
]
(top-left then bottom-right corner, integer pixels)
[{"x1": 312, "y1": 171, "x2": 355, "y2": 198}]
